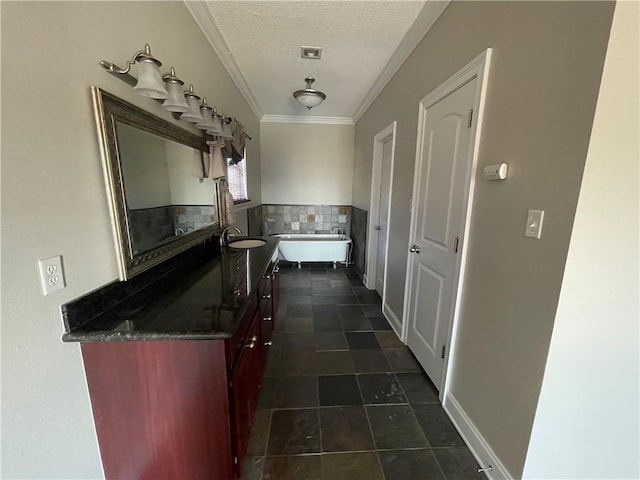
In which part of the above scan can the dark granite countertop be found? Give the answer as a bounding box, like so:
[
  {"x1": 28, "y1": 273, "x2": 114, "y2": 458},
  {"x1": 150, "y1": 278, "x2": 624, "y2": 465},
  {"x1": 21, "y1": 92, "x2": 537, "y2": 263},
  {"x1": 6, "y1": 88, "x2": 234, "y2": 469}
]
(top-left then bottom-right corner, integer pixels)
[{"x1": 62, "y1": 236, "x2": 279, "y2": 342}]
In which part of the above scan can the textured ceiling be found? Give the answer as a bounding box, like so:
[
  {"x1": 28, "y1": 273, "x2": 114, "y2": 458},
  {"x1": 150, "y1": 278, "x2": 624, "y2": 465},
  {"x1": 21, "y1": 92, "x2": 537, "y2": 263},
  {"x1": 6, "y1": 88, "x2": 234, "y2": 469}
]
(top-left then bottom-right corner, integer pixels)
[{"x1": 200, "y1": 1, "x2": 427, "y2": 119}]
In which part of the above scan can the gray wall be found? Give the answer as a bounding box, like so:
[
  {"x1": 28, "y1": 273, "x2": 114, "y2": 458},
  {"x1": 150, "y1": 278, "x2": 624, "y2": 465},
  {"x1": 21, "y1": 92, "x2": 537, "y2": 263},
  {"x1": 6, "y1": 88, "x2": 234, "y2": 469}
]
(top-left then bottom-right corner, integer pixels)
[
  {"x1": 352, "y1": 1, "x2": 614, "y2": 476},
  {"x1": 524, "y1": 3, "x2": 639, "y2": 477},
  {"x1": 1, "y1": 2, "x2": 260, "y2": 477}
]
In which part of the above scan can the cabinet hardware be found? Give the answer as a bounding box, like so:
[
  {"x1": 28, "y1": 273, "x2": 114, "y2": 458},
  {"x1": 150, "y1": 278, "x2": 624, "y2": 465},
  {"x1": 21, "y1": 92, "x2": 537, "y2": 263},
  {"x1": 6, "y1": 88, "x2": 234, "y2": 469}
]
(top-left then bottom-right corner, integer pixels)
[
  {"x1": 374, "y1": 225, "x2": 382, "y2": 231},
  {"x1": 264, "y1": 341, "x2": 272, "y2": 346},
  {"x1": 477, "y1": 466, "x2": 493, "y2": 473},
  {"x1": 245, "y1": 335, "x2": 258, "y2": 349},
  {"x1": 409, "y1": 244, "x2": 420, "y2": 254},
  {"x1": 263, "y1": 316, "x2": 272, "y2": 322},
  {"x1": 263, "y1": 274, "x2": 271, "y2": 280},
  {"x1": 262, "y1": 294, "x2": 271, "y2": 299},
  {"x1": 454, "y1": 237, "x2": 459, "y2": 253},
  {"x1": 274, "y1": 266, "x2": 280, "y2": 273}
]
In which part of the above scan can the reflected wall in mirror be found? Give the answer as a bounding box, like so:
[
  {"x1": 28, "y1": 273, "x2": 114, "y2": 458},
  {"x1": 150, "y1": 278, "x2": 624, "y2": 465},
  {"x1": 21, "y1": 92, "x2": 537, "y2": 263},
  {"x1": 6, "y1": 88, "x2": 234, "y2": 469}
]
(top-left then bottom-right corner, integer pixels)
[
  {"x1": 116, "y1": 122, "x2": 218, "y2": 254},
  {"x1": 93, "y1": 87, "x2": 220, "y2": 280}
]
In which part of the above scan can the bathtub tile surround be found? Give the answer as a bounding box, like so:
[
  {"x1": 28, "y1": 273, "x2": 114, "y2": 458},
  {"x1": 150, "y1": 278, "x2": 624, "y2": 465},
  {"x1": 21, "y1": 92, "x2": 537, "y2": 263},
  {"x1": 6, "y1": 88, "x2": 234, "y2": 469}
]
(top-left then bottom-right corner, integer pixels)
[
  {"x1": 129, "y1": 205, "x2": 217, "y2": 252},
  {"x1": 350, "y1": 207, "x2": 368, "y2": 281},
  {"x1": 246, "y1": 204, "x2": 367, "y2": 281},
  {"x1": 258, "y1": 204, "x2": 353, "y2": 236}
]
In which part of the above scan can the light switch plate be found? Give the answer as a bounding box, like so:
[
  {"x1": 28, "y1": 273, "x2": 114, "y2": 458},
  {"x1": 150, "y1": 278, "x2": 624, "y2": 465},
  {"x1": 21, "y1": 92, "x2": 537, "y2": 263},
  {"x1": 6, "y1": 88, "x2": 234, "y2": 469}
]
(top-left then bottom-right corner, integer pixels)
[{"x1": 525, "y1": 210, "x2": 544, "y2": 239}]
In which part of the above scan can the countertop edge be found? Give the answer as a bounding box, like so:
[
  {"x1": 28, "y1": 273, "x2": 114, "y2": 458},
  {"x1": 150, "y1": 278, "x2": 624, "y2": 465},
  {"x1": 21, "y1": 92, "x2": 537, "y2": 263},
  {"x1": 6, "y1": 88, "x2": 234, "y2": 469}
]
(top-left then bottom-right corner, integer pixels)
[{"x1": 62, "y1": 238, "x2": 280, "y2": 343}]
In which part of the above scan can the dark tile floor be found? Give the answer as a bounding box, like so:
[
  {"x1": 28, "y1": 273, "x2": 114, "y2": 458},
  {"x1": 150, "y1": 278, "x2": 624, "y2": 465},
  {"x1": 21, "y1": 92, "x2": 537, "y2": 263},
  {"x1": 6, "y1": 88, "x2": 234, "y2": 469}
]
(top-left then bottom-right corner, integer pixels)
[{"x1": 243, "y1": 264, "x2": 482, "y2": 480}]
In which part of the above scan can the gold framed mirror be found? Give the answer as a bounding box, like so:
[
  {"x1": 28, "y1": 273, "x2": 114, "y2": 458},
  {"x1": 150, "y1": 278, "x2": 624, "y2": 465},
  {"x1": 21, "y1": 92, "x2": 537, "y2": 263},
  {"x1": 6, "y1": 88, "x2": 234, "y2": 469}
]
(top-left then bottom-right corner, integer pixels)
[{"x1": 92, "y1": 87, "x2": 220, "y2": 280}]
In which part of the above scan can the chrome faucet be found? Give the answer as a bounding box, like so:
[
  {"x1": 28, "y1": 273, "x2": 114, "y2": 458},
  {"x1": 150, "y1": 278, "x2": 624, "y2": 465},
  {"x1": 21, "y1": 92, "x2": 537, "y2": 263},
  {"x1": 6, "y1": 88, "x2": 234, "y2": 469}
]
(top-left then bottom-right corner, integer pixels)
[
  {"x1": 332, "y1": 225, "x2": 345, "y2": 237},
  {"x1": 220, "y1": 226, "x2": 242, "y2": 246}
]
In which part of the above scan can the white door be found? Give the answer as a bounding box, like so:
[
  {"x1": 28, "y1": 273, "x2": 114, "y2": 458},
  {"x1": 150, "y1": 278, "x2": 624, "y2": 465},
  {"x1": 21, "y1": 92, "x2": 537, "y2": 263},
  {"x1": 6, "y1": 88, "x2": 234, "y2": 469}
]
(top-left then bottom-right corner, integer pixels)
[
  {"x1": 375, "y1": 138, "x2": 393, "y2": 296},
  {"x1": 406, "y1": 78, "x2": 478, "y2": 388},
  {"x1": 367, "y1": 122, "x2": 396, "y2": 302}
]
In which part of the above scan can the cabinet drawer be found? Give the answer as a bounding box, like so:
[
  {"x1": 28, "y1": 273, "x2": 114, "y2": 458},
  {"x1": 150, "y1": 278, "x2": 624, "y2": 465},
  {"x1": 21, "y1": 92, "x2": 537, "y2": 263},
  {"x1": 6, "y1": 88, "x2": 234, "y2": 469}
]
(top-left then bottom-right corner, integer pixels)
[{"x1": 225, "y1": 294, "x2": 258, "y2": 367}]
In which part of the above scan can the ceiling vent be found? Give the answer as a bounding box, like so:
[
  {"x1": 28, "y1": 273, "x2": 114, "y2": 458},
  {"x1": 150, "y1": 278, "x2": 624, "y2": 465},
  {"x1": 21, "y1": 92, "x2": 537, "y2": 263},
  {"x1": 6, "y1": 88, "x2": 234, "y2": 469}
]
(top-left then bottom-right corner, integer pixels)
[{"x1": 300, "y1": 46, "x2": 323, "y2": 60}]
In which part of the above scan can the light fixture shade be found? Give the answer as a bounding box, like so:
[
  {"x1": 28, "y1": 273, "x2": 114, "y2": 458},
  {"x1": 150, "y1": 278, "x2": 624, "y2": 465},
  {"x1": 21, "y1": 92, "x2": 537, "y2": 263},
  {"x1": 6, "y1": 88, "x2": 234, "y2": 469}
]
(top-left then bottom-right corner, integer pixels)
[
  {"x1": 293, "y1": 77, "x2": 326, "y2": 110},
  {"x1": 161, "y1": 68, "x2": 190, "y2": 113},
  {"x1": 196, "y1": 98, "x2": 217, "y2": 131},
  {"x1": 221, "y1": 119, "x2": 234, "y2": 139},
  {"x1": 295, "y1": 92, "x2": 325, "y2": 109},
  {"x1": 180, "y1": 85, "x2": 204, "y2": 123},
  {"x1": 206, "y1": 107, "x2": 224, "y2": 136},
  {"x1": 133, "y1": 59, "x2": 168, "y2": 99}
]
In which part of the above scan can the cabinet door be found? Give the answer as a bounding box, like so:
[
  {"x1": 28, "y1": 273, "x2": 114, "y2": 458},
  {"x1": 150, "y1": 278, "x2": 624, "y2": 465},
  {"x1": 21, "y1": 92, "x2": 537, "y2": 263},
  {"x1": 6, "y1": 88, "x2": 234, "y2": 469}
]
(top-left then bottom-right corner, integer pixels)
[{"x1": 229, "y1": 312, "x2": 262, "y2": 476}]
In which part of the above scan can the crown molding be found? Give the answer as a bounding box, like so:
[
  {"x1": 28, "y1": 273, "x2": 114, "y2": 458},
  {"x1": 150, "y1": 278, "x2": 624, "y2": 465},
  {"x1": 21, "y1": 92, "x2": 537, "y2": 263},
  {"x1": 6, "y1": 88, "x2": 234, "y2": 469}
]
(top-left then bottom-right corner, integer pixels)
[
  {"x1": 261, "y1": 115, "x2": 355, "y2": 126},
  {"x1": 352, "y1": 0, "x2": 451, "y2": 122},
  {"x1": 185, "y1": 1, "x2": 263, "y2": 119}
]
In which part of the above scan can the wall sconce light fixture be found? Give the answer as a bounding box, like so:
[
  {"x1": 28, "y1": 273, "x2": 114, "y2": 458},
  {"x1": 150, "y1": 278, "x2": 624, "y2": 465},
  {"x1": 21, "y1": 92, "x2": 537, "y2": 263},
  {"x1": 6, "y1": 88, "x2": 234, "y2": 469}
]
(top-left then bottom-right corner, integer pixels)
[
  {"x1": 180, "y1": 85, "x2": 205, "y2": 123},
  {"x1": 195, "y1": 97, "x2": 218, "y2": 132},
  {"x1": 99, "y1": 43, "x2": 252, "y2": 140},
  {"x1": 161, "y1": 67, "x2": 190, "y2": 113},
  {"x1": 100, "y1": 44, "x2": 168, "y2": 99}
]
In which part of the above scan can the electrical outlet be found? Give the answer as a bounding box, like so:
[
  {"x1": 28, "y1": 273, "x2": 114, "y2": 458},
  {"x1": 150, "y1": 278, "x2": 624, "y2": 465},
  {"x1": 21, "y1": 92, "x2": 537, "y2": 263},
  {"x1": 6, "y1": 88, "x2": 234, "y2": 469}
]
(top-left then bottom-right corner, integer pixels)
[{"x1": 38, "y1": 256, "x2": 66, "y2": 295}]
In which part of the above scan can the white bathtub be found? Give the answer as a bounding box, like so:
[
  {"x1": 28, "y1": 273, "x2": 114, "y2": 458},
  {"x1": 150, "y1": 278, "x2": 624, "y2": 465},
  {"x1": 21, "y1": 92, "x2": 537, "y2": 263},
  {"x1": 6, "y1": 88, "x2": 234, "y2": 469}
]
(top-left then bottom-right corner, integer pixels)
[{"x1": 275, "y1": 233, "x2": 352, "y2": 268}]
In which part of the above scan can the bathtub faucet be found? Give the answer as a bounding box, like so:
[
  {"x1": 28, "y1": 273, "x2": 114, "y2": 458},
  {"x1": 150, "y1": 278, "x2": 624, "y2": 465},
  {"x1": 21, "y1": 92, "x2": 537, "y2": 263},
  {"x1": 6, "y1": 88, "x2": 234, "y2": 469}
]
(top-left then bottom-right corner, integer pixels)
[
  {"x1": 220, "y1": 226, "x2": 242, "y2": 246},
  {"x1": 332, "y1": 225, "x2": 345, "y2": 237}
]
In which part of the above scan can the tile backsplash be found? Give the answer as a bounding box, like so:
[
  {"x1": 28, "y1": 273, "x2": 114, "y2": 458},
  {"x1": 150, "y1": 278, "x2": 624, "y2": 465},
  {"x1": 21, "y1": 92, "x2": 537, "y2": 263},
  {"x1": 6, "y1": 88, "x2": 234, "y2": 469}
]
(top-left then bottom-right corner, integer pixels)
[
  {"x1": 129, "y1": 204, "x2": 217, "y2": 253},
  {"x1": 259, "y1": 204, "x2": 352, "y2": 236}
]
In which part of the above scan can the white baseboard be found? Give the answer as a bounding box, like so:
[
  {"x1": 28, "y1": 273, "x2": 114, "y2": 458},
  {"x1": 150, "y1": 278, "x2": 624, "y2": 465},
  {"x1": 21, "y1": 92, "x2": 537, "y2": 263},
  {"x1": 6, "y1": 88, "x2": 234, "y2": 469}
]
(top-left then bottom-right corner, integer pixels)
[
  {"x1": 363, "y1": 273, "x2": 368, "y2": 286},
  {"x1": 444, "y1": 393, "x2": 513, "y2": 480},
  {"x1": 382, "y1": 303, "x2": 403, "y2": 341}
]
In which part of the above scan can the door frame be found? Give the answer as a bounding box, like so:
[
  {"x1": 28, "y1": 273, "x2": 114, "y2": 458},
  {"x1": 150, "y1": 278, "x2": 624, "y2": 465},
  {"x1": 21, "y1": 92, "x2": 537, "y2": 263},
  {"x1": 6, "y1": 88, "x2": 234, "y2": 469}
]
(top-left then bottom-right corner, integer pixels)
[
  {"x1": 401, "y1": 49, "x2": 492, "y2": 398},
  {"x1": 365, "y1": 122, "x2": 397, "y2": 307}
]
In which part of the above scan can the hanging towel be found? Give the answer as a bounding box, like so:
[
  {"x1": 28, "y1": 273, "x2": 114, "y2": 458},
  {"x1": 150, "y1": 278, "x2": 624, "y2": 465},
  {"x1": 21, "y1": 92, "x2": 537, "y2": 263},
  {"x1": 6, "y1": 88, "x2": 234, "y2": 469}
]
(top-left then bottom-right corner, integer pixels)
[
  {"x1": 192, "y1": 149, "x2": 205, "y2": 182},
  {"x1": 206, "y1": 140, "x2": 226, "y2": 179},
  {"x1": 224, "y1": 191, "x2": 236, "y2": 225},
  {"x1": 231, "y1": 119, "x2": 246, "y2": 155}
]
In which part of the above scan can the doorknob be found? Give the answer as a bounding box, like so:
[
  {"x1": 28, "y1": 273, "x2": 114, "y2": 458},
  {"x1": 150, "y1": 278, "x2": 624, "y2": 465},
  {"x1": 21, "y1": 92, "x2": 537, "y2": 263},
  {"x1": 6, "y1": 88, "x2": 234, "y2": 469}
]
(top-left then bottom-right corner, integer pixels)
[
  {"x1": 374, "y1": 225, "x2": 382, "y2": 231},
  {"x1": 409, "y1": 244, "x2": 420, "y2": 254}
]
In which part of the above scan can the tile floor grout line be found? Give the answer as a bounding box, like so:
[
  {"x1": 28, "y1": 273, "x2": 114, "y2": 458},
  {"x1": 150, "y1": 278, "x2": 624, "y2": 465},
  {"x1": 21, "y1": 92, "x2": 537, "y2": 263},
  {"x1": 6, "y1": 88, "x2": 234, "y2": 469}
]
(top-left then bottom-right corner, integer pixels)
[{"x1": 252, "y1": 268, "x2": 476, "y2": 479}]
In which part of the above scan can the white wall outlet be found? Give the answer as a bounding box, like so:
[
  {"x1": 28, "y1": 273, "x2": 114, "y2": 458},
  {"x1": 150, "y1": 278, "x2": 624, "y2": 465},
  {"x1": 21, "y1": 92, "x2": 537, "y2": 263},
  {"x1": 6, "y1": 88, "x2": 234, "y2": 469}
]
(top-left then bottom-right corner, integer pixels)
[
  {"x1": 525, "y1": 210, "x2": 545, "y2": 239},
  {"x1": 38, "y1": 255, "x2": 66, "y2": 295}
]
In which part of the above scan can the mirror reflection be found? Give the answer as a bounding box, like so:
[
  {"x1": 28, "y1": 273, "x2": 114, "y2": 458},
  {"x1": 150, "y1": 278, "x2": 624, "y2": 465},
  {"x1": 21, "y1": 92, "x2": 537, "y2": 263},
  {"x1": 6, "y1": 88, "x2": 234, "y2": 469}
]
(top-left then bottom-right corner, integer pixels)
[{"x1": 116, "y1": 122, "x2": 218, "y2": 254}]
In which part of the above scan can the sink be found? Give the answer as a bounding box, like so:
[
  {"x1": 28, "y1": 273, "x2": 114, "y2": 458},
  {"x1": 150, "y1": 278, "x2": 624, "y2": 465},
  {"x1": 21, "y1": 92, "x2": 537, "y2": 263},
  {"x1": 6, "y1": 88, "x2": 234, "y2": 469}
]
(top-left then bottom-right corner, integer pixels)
[{"x1": 228, "y1": 238, "x2": 267, "y2": 249}]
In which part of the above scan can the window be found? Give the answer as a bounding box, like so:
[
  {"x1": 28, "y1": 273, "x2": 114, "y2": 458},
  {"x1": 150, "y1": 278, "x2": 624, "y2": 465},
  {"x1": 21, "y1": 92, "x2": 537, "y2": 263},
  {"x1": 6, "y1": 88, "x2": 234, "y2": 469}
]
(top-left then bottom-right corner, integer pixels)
[{"x1": 226, "y1": 149, "x2": 249, "y2": 204}]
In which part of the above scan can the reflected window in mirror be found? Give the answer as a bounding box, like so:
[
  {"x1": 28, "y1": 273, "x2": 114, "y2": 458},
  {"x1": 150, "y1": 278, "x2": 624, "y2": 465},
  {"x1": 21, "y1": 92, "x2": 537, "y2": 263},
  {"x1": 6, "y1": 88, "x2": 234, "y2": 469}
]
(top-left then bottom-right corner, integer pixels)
[
  {"x1": 116, "y1": 122, "x2": 218, "y2": 254},
  {"x1": 227, "y1": 148, "x2": 249, "y2": 204},
  {"x1": 92, "y1": 87, "x2": 219, "y2": 279}
]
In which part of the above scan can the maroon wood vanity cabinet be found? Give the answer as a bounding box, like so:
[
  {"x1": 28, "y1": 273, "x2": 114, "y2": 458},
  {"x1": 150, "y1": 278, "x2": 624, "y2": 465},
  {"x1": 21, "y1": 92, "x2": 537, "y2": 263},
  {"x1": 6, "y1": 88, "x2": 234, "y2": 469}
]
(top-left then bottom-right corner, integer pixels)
[{"x1": 81, "y1": 260, "x2": 279, "y2": 480}]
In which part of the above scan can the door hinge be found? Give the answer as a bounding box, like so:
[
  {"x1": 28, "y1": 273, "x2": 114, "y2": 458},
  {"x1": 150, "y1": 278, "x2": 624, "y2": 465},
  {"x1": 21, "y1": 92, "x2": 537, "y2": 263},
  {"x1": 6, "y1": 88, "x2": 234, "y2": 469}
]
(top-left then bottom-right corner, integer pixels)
[
  {"x1": 454, "y1": 237, "x2": 459, "y2": 253},
  {"x1": 467, "y1": 109, "x2": 473, "y2": 128},
  {"x1": 441, "y1": 345, "x2": 446, "y2": 359}
]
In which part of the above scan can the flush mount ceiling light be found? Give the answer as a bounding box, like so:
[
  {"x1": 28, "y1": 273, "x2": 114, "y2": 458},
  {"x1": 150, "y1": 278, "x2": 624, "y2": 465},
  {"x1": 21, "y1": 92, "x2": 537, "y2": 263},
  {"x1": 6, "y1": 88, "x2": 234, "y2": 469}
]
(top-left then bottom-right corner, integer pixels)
[
  {"x1": 293, "y1": 77, "x2": 326, "y2": 110},
  {"x1": 300, "y1": 46, "x2": 323, "y2": 60}
]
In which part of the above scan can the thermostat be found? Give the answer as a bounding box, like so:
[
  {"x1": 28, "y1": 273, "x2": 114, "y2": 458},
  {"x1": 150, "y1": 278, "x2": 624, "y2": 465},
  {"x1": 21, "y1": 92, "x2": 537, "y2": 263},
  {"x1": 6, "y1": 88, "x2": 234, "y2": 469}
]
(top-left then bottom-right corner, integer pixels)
[{"x1": 482, "y1": 163, "x2": 508, "y2": 180}]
